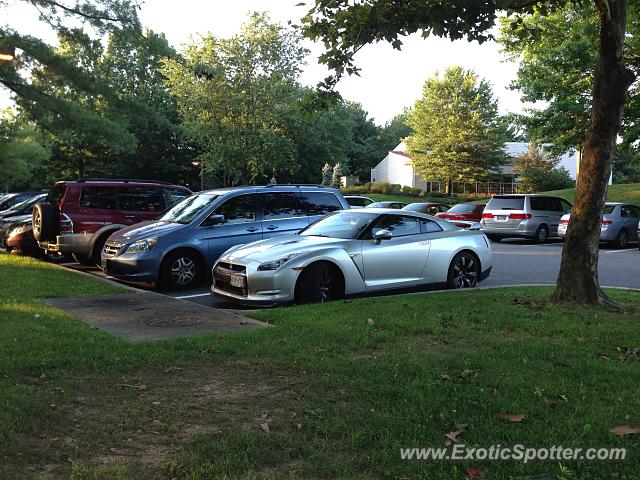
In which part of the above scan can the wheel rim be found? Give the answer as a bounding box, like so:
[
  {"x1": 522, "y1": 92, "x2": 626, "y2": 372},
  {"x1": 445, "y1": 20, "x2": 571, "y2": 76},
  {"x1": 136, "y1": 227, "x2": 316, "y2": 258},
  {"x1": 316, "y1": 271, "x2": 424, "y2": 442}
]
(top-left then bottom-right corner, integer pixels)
[
  {"x1": 452, "y1": 255, "x2": 478, "y2": 288},
  {"x1": 619, "y1": 231, "x2": 627, "y2": 248},
  {"x1": 171, "y1": 257, "x2": 196, "y2": 286},
  {"x1": 318, "y1": 268, "x2": 333, "y2": 302},
  {"x1": 33, "y1": 209, "x2": 41, "y2": 237},
  {"x1": 538, "y1": 227, "x2": 548, "y2": 242}
]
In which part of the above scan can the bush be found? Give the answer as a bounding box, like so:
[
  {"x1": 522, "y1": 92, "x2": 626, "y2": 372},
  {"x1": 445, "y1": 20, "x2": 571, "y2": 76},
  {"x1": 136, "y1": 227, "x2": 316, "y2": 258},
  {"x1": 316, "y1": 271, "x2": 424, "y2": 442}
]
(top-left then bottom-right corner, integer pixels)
[
  {"x1": 342, "y1": 185, "x2": 370, "y2": 194},
  {"x1": 369, "y1": 182, "x2": 401, "y2": 194}
]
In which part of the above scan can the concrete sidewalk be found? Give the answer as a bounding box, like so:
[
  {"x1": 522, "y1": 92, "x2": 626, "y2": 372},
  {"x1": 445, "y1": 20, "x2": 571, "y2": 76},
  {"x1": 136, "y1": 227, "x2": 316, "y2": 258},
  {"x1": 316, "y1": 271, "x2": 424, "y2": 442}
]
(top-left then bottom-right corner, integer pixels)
[{"x1": 43, "y1": 291, "x2": 268, "y2": 342}]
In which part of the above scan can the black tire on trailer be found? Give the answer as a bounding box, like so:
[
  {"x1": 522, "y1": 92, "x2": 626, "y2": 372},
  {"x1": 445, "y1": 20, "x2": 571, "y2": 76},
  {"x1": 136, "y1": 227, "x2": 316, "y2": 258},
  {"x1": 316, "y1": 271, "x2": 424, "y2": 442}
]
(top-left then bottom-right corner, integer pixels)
[{"x1": 32, "y1": 203, "x2": 57, "y2": 242}]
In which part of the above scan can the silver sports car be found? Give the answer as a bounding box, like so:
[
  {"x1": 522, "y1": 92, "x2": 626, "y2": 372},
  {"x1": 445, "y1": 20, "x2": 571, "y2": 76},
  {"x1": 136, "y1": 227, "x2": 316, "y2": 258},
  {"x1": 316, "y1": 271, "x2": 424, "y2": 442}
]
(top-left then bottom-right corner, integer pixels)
[{"x1": 211, "y1": 209, "x2": 493, "y2": 306}]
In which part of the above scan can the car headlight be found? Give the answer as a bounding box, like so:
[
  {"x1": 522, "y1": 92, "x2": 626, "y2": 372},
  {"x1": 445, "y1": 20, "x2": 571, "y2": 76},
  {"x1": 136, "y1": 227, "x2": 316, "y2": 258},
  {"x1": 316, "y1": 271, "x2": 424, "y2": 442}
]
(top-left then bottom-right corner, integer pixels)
[
  {"x1": 257, "y1": 252, "x2": 303, "y2": 271},
  {"x1": 125, "y1": 238, "x2": 158, "y2": 254},
  {"x1": 8, "y1": 226, "x2": 26, "y2": 237}
]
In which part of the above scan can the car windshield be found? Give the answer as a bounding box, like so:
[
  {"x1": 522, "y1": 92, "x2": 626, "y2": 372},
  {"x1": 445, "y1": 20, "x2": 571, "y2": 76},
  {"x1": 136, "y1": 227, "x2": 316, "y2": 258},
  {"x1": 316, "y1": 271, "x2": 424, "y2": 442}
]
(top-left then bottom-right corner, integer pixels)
[
  {"x1": 300, "y1": 211, "x2": 378, "y2": 239},
  {"x1": 159, "y1": 194, "x2": 217, "y2": 224},
  {"x1": 448, "y1": 203, "x2": 477, "y2": 213},
  {"x1": 403, "y1": 203, "x2": 425, "y2": 212}
]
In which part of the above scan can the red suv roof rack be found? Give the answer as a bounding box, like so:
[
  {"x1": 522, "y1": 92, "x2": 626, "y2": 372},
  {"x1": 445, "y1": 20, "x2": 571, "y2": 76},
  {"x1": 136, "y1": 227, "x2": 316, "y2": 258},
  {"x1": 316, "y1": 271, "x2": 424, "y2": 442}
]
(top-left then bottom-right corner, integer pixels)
[{"x1": 76, "y1": 178, "x2": 173, "y2": 185}]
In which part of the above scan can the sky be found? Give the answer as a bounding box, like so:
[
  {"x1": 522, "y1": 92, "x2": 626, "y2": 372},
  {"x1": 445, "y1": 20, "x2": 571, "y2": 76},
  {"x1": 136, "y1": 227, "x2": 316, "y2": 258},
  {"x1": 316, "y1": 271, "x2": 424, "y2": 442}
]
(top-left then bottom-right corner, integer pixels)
[{"x1": 1, "y1": 0, "x2": 524, "y2": 125}]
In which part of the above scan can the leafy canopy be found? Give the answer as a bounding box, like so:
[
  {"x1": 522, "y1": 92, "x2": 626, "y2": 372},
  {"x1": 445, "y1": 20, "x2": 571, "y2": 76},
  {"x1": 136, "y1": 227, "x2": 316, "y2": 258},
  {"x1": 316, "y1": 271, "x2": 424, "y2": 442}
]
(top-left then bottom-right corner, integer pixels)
[{"x1": 405, "y1": 67, "x2": 507, "y2": 184}]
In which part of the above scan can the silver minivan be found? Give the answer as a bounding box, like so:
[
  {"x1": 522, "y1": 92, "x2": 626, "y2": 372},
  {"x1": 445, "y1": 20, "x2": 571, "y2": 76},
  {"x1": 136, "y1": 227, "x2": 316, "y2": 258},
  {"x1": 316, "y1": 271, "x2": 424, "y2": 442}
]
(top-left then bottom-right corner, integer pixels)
[{"x1": 480, "y1": 194, "x2": 572, "y2": 242}]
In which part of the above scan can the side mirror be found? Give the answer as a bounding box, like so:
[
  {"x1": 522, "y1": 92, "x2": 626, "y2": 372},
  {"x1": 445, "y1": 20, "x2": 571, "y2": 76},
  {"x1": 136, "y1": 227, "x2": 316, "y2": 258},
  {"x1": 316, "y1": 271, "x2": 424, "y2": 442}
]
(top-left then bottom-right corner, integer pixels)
[
  {"x1": 205, "y1": 214, "x2": 225, "y2": 226},
  {"x1": 373, "y1": 229, "x2": 393, "y2": 244}
]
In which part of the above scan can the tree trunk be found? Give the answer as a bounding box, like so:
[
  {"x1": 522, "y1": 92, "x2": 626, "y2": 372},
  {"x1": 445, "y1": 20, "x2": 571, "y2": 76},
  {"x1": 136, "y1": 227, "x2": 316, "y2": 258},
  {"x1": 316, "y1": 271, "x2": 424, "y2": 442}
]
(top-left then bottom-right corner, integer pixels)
[
  {"x1": 552, "y1": 0, "x2": 635, "y2": 304},
  {"x1": 445, "y1": 179, "x2": 453, "y2": 195}
]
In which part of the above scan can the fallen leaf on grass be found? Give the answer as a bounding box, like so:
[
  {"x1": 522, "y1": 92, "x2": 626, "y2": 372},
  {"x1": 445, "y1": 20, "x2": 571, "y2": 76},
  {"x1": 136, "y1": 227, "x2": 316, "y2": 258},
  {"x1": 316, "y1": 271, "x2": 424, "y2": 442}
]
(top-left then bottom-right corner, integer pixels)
[
  {"x1": 117, "y1": 383, "x2": 146, "y2": 391},
  {"x1": 495, "y1": 413, "x2": 524, "y2": 422},
  {"x1": 466, "y1": 467, "x2": 485, "y2": 479},
  {"x1": 444, "y1": 424, "x2": 467, "y2": 445},
  {"x1": 260, "y1": 422, "x2": 270, "y2": 433},
  {"x1": 459, "y1": 369, "x2": 475, "y2": 378},
  {"x1": 610, "y1": 424, "x2": 640, "y2": 437},
  {"x1": 367, "y1": 318, "x2": 375, "y2": 326},
  {"x1": 441, "y1": 373, "x2": 450, "y2": 380}
]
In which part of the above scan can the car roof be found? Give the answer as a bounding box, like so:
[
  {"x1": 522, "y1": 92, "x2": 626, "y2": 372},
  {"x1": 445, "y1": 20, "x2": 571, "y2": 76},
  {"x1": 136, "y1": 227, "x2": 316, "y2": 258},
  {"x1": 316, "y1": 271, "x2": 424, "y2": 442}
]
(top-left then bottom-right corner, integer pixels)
[
  {"x1": 344, "y1": 195, "x2": 372, "y2": 199},
  {"x1": 199, "y1": 185, "x2": 340, "y2": 195}
]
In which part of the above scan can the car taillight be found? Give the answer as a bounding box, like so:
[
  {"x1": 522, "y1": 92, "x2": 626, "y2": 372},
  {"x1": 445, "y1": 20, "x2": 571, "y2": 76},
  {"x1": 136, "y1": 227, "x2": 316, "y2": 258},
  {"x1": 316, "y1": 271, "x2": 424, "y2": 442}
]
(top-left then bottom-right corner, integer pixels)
[
  {"x1": 509, "y1": 213, "x2": 533, "y2": 220},
  {"x1": 602, "y1": 220, "x2": 612, "y2": 225},
  {"x1": 482, "y1": 213, "x2": 493, "y2": 219},
  {"x1": 449, "y1": 215, "x2": 464, "y2": 220},
  {"x1": 59, "y1": 213, "x2": 74, "y2": 234},
  {"x1": 559, "y1": 219, "x2": 570, "y2": 224}
]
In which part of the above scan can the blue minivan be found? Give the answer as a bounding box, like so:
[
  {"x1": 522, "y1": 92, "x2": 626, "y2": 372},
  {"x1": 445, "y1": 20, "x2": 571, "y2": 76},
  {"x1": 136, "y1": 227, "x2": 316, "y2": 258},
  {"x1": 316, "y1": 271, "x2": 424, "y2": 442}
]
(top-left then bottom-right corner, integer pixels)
[{"x1": 101, "y1": 185, "x2": 350, "y2": 289}]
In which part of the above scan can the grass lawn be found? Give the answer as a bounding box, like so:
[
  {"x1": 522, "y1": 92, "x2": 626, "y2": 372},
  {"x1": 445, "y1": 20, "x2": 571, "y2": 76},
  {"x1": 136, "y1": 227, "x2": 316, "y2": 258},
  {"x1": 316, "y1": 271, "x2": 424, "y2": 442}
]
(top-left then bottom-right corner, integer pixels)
[
  {"x1": 540, "y1": 183, "x2": 640, "y2": 204},
  {"x1": 1, "y1": 253, "x2": 639, "y2": 479}
]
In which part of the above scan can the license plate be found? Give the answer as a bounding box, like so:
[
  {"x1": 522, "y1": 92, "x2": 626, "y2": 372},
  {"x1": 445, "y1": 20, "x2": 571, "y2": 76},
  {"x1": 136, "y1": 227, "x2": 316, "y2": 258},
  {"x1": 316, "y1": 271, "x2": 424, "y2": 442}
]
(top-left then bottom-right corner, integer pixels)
[
  {"x1": 230, "y1": 273, "x2": 245, "y2": 288},
  {"x1": 495, "y1": 215, "x2": 507, "y2": 221}
]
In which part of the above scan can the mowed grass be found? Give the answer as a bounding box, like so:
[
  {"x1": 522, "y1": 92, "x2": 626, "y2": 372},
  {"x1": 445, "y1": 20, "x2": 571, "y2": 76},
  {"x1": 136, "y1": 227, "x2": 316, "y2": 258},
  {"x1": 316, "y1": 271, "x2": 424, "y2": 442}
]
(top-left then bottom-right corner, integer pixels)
[
  {"x1": 541, "y1": 183, "x2": 640, "y2": 204},
  {"x1": 1, "y1": 253, "x2": 639, "y2": 479}
]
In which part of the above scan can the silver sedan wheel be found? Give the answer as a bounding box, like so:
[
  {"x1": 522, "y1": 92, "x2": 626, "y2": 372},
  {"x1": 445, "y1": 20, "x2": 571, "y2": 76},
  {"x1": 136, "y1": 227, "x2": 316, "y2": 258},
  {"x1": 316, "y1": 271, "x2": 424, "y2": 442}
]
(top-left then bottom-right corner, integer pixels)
[
  {"x1": 171, "y1": 257, "x2": 196, "y2": 286},
  {"x1": 452, "y1": 254, "x2": 478, "y2": 288}
]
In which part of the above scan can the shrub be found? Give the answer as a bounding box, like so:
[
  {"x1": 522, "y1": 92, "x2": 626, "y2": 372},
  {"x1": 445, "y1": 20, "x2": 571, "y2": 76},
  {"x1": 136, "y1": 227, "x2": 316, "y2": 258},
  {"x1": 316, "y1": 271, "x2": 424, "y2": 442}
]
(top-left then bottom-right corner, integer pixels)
[{"x1": 342, "y1": 185, "x2": 370, "y2": 194}]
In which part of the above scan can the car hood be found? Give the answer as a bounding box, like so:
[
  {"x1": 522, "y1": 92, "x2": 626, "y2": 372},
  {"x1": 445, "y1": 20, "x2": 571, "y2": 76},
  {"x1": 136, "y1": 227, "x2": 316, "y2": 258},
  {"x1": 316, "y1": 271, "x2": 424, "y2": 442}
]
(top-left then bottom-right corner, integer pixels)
[
  {"x1": 224, "y1": 234, "x2": 348, "y2": 263},
  {"x1": 108, "y1": 221, "x2": 185, "y2": 243}
]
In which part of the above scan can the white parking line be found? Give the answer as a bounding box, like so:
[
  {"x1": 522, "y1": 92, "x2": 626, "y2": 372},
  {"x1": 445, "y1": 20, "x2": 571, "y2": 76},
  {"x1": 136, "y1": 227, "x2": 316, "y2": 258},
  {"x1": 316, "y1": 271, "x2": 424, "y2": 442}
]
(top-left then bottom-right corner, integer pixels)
[
  {"x1": 601, "y1": 248, "x2": 637, "y2": 253},
  {"x1": 174, "y1": 292, "x2": 211, "y2": 299}
]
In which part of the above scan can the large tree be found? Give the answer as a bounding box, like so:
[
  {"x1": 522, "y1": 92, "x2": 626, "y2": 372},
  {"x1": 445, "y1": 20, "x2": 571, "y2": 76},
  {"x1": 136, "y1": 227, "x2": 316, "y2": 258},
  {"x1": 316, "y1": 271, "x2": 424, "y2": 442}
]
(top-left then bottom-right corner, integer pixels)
[
  {"x1": 405, "y1": 66, "x2": 506, "y2": 193},
  {"x1": 303, "y1": 0, "x2": 635, "y2": 305},
  {"x1": 498, "y1": 1, "x2": 640, "y2": 155},
  {"x1": 162, "y1": 13, "x2": 308, "y2": 186}
]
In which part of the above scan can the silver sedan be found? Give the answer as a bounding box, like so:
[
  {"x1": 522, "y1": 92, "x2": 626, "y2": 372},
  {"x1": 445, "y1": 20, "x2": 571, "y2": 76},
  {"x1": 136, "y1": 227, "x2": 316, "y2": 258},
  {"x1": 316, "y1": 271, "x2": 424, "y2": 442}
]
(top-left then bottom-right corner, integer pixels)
[
  {"x1": 211, "y1": 209, "x2": 493, "y2": 306},
  {"x1": 558, "y1": 202, "x2": 640, "y2": 248}
]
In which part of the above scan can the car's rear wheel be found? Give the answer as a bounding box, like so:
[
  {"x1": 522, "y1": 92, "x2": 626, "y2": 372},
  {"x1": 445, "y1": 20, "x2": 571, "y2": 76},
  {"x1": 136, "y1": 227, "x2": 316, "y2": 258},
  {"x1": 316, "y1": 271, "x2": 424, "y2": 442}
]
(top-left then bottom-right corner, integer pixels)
[
  {"x1": 534, "y1": 224, "x2": 549, "y2": 244},
  {"x1": 612, "y1": 229, "x2": 628, "y2": 249},
  {"x1": 32, "y1": 203, "x2": 56, "y2": 242},
  {"x1": 295, "y1": 262, "x2": 344, "y2": 304},
  {"x1": 159, "y1": 250, "x2": 203, "y2": 290},
  {"x1": 447, "y1": 251, "x2": 480, "y2": 289}
]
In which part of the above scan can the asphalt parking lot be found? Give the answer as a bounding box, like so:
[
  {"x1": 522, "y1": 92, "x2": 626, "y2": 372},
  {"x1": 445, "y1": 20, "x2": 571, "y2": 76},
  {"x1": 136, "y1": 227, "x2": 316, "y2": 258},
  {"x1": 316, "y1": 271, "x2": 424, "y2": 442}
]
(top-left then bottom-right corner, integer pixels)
[{"x1": 63, "y1": 238, "x2": 639, "y2": 310}]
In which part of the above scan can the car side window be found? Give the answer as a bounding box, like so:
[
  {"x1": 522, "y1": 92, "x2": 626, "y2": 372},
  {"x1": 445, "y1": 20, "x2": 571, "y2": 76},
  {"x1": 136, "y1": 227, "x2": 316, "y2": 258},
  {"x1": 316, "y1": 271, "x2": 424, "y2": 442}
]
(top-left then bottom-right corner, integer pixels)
[
  {"x1": 299, "y1": 192, "x2": 342, "y2": 216},
  {"x1": 118, "y1": 188, "x2": 164, "y2": 212},
  {"x1": 370, "y1": 215, "x2": 421, "y2": 238},
  {"x1": 620, "y1": 205, "x2": 638, "y2": 218},
  {"x1": 215, "y1": 194, "x2": 257, "y2": 224},
  {"x1": 529, "y1": 197, "x2": 543, "y2": 211},
  {"x1": 425, "y1": 205, "x2": 440, "y2": 215},
  {"x1": 421, "y1": 219, "x2": 443, "y2": 233},
  {"x1": 262, "y1": 193, "x2": 300, "y2": 220},
  {"x1": 630, "y1": 206, "x2": 640, "y2": 218},
  {"x1": 79, "y1": 187, "x2": 117, "y2": 210}
]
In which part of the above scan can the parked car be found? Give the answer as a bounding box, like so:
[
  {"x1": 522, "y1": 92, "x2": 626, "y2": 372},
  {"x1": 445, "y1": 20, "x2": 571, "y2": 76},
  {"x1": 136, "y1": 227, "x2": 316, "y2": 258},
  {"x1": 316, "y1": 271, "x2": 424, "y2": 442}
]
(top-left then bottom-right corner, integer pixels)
[
  {"x1": 366, "y1": 201, "x2": 407, "y2": 209},
  {"x1": 1, "y1": 216, "x2": 67, "y2": 262},
  {"x1": 480, "y1": 194, "x2": 572, "y2": 243},
  {"x1": 344, "y1": 195, "x2": 375, "y2": 208},
  {"x1": 0, "y1": 193, "x2": 47, "y2": 221},
  {"x1": 211, "y1": 208, "x2": 493, "y2": 306},
  {"x1": 435, "y1": 203, "x2": 486, "y2": 226},
  {"x1": 33, "y1": 179, "x2": 192, "y2": 265},
  {"x1": 102, "y1": 185, "x2": 351, "y2": 289},
  {"x1": 558, "y1": 202, "x2": 640, "y2": 249},
  {"x1": 0, "y1": 191, "x2": 46, "y2": 211},
  {"x1": 402, "y1": 202, "x2": 449, "y2": 215}
]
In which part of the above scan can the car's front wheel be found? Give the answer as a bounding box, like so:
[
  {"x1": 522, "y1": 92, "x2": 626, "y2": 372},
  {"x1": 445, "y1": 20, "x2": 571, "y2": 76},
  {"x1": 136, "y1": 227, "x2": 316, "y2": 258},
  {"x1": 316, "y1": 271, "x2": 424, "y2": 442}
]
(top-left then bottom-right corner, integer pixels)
[
  {"x1": 294, "y1": 262, "x2": 344, "y2": 304},
  {"x1": 159, "y1": 250, "x2": 203, "y2": 290},
  {"x1": 447, "y1": 251, "x2": 480, "y2": 289}
]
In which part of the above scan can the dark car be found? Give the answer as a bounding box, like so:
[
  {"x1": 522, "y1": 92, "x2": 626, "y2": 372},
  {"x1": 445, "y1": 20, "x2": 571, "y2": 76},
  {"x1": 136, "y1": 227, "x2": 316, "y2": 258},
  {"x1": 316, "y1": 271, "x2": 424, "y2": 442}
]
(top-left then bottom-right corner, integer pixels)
[
  {"x1": 0, "y1": 191, "x2": 46, "y2": 211},
  {"x1": 102, "y1": 185, "x2": 350, "y2": 289},
  {"x1": 33, "y1": 179, "x2": 192, "y2": 265},
  {"x1": 436, "y1": 203, "x2": 486, "y2": 227},
  {"x1": 365, "y1": 201, "x2": 407, "y2": 209},
  {"x1": 401, "y1": 202, "x2": 449, "y2": 215},
  {"x1": 0, "y1": 193, "x2": 48, "y2": 221}
]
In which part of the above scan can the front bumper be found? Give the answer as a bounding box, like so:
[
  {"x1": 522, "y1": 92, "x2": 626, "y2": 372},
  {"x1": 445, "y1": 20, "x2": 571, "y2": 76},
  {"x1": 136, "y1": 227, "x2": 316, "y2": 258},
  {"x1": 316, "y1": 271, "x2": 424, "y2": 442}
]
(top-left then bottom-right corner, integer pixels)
[
  {"x1": 211, "y1": 259, "x2": 301, "y2": 306},
  {"x1": 101, "y1": 245, "x2": 162, "y2": 282}
]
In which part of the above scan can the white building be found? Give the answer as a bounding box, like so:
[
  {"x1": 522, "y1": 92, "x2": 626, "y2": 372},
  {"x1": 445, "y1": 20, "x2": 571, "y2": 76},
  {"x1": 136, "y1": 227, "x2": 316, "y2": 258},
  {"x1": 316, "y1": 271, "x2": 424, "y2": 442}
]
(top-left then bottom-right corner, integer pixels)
[{"x1": 370, "y1": 142, "x2": 582, "y2": 194}]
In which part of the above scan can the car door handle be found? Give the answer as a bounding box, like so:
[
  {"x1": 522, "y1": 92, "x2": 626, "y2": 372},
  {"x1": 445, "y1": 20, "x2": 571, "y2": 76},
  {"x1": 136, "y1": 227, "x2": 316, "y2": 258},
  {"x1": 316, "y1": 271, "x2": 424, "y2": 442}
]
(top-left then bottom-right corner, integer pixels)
[
  {"x1": 246, "y1": 227, "x2": 259, "y2": 232},
  {"x1": 266, "y1": 225, "x2": 278, "y2": 230}
]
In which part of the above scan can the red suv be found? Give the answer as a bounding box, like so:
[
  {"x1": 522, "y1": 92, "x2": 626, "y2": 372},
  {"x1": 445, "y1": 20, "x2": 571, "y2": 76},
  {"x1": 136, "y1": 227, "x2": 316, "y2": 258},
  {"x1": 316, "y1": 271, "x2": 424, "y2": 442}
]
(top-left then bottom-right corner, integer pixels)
[{"x1": 33, "y1": 179, "x2": 191, "y2": 265}]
